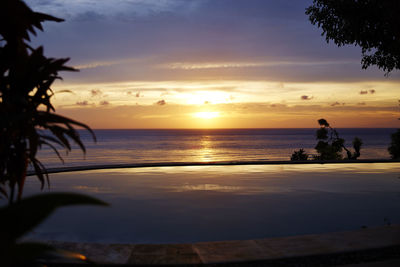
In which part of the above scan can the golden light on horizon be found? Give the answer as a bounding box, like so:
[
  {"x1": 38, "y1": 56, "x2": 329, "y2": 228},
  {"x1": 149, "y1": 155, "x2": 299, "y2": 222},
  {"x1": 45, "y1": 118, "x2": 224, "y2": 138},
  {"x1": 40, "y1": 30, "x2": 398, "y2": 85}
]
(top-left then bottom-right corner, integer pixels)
[{"x1": 194, "y1": 111, "x2": 220, "y2": 119}]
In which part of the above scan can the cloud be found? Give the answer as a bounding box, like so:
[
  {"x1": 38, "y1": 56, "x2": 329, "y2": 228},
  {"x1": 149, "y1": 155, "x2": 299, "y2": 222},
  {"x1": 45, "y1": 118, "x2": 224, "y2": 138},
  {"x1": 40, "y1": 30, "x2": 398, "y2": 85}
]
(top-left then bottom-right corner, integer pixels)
[
  {"x1": 136, "y1": 92, "x2": 141, "y2": 98},
  {"x1": 270, "y1": 103, "x2": 286, "y2": 108},
  {"x1": 360, "y1": 89, "x2": 376, "y2": 95},
  {"x1": 357, "y1": 102, "x2": 366, "y2": 105},
  {"x1": 156, "y1": 100, "x2": 166, "y2": 106},
  {"x1": 26, "y1": 0, "x2": 198, "y2": 19},
  {"x1": 91, "y1": 89, "x2": 102, "y2": 97},
  {"x1": 330, "y1": 101, "x2": 345, "y2": 107},
  {"x1": 100, "y1": 100, "x2": 110, "y2": 106},
  {"x1": 300, "y1": 95, "x2": 313, "y2": 100},
  {"x1": 76, "y1": 101, "x2": 89, "y2": 106},
  {"x1": 161, "y1": 60, "x2": 359, "y2": 70}
]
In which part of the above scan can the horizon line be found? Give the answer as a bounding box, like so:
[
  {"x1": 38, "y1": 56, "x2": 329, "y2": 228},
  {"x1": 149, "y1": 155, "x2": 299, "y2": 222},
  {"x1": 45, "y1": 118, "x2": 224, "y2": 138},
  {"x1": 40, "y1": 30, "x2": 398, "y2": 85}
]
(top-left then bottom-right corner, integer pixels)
[{"x1": 84, "y1": 127, "x2": 399, "y2": 130}]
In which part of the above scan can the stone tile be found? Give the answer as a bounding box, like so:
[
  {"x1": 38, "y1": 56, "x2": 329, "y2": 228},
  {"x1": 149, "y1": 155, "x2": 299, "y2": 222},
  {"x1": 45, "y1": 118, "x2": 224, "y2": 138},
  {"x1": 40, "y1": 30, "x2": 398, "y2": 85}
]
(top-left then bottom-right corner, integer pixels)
[
  {"x1": 128, "y1": 243, "x2": 202, "y2": 265},
  {"x1": 193, "y1": 240, "x2": 269, "y2": 263},
  {"x1": 44, "y1": 225, "x2": 400, "y2": 265},
  {"x1": 49, "y1": 241, "x2": 135, "y2": 264},
  {"x1": 337, "y1": 259, "x2": 400, "y2": 267},
  {"x1": 314, "y1": 226, "x2": 400, "y2": 252},
  {"x1": 254, "y1": 234, "x2": 334, "y2": 258}
]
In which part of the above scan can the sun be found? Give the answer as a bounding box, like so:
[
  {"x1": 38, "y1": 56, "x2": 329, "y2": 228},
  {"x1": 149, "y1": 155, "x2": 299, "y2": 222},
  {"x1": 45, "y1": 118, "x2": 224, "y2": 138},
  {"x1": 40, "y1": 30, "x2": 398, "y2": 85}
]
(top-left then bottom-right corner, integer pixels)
[{"x1": 194, "y1": 111, "x2": 220, "y2": 119}]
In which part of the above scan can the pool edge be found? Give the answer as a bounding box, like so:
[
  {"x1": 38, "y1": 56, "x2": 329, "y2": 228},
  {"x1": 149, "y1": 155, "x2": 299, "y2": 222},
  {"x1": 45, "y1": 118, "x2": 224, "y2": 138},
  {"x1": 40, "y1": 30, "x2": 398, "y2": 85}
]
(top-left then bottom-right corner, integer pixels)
[{"x1": 42, "y1": 224, "x2": 400, "y2": 265}]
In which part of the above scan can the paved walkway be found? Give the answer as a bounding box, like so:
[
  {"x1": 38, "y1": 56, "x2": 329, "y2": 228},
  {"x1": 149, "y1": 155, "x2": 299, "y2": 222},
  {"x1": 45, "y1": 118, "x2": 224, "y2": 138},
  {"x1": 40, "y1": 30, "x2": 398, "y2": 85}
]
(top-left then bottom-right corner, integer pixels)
[{"x1": 47, "y1": 225, "x2": 400, "y2": 265}]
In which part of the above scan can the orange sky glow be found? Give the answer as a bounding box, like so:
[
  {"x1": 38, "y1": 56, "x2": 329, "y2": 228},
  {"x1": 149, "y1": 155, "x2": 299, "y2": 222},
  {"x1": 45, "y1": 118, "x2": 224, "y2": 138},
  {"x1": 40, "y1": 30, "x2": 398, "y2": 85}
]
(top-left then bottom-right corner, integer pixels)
[{"x1": 28, "y1": 0, "x2": 400, "y2": 129}]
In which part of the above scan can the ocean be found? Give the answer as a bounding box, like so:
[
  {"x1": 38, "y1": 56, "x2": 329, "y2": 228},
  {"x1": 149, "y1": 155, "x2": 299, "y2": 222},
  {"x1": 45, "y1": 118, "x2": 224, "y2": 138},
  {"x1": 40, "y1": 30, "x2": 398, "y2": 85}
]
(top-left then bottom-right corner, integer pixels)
[{"x1": 36, "y1": 128, "x2": 397, "y2": 168}]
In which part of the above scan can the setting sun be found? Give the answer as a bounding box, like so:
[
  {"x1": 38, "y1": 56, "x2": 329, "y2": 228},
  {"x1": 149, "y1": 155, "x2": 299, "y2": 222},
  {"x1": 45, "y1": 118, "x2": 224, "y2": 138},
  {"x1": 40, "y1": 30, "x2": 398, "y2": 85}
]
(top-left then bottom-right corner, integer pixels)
[{"x1": 194, "y1": 111, "x2": 220, "y2": 119}]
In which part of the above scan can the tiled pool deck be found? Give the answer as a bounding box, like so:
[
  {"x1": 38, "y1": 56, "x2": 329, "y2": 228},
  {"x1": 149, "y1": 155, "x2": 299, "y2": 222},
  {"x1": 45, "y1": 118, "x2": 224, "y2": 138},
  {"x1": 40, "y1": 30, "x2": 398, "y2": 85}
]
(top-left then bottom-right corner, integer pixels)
[{"x1": 46, "y1": 225, "x2": 400, "y2": 265}]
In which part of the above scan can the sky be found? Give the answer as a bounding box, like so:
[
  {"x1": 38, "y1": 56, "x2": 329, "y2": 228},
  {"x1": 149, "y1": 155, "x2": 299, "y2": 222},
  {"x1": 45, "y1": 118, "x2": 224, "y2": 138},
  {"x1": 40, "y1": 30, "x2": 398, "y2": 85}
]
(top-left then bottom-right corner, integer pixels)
[{"x1": 26, "y1": 0, "x2": 400, "y2": 128}]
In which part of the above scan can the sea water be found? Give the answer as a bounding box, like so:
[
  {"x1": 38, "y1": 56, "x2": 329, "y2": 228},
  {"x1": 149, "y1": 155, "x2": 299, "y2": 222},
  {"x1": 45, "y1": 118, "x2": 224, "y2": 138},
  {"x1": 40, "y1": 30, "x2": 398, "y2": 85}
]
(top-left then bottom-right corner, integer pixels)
[{"x1": 37, "y1": 128, "x2": 396, "y2": 168}]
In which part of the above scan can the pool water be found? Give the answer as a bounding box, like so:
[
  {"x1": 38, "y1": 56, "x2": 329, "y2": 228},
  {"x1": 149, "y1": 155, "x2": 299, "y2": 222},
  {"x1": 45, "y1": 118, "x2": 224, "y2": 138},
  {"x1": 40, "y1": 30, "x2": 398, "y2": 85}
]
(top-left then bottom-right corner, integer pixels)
[{"x1": 23, "y1": 163, "x2": 400, "y2": 244}]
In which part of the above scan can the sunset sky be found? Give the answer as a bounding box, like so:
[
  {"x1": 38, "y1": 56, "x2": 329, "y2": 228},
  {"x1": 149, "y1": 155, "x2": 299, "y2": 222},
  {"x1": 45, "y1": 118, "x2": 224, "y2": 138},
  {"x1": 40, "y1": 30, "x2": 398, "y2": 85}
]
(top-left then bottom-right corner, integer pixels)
[{"x1": 27, "y1": 0, "x2": 400, "y2": 129}]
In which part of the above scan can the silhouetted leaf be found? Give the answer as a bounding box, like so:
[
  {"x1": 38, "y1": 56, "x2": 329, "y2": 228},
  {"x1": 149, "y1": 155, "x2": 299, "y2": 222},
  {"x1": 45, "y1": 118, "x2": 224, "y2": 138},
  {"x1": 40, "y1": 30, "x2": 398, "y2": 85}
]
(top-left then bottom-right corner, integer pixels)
[
  {"x1": 0, "y1": 193, "x2": 108, "y2": 242},
  {"x1": 317, "y1": 118, "x2": 329, "y2": 127},
  {"x1": 316, "y1": 128, "x2": 328, "y2": 140}
]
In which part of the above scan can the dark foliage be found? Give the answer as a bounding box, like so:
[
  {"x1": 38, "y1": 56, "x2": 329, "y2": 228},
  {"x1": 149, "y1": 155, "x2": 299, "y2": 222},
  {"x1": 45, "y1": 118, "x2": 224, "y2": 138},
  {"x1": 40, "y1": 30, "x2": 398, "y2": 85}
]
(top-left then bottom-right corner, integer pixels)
[
  {"x1": 313, "y1": 119, "x2": 362, "y2": 160},
  {"x1": 0, "y1": 193, "x2": 107, "y2": 266},
  {"x1": 306, "y1": 0, "x2": 400, "y2": 74},
  {"x1": 388, "y1": 129, "x2": 400, "y2": 159},
  {"x1": 0, "y1": 0, "x2": 95, "y2": 203},
  {"x1": 290, "y1": 148, "x2": 309, "y2": 161}
]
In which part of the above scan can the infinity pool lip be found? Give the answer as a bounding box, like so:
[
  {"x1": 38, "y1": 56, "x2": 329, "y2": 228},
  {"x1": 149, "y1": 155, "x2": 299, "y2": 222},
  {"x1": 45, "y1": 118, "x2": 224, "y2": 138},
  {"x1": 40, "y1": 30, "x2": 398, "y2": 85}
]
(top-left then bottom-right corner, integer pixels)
[
  {"x1": 27, "y1": 159, "x2": 400, "y2": 176},
  {"x1": 44, "y1": 225, "x2": 400, "y2": 265}
]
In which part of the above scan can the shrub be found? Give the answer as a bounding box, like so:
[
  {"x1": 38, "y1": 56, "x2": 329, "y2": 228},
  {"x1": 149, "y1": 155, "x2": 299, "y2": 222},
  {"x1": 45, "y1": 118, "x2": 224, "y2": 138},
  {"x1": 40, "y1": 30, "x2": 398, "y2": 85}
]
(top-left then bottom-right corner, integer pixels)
[
  {"x1": 313, "y1": 119, "x2": 362, "y2": 160},
  {"x1": 388, "y1": 129, "x2": 400, "y2": 159},
  {"x1": 290, "y1": 149, "x2": 309, "y2": 161}
]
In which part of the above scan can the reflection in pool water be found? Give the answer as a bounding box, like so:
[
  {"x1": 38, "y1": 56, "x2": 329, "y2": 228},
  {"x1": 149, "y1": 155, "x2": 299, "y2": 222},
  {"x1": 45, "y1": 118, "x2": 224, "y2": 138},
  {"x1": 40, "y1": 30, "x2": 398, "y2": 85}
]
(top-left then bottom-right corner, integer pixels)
[{"x1": 22, "y1": 163, "x2": 400, "y2": 244}]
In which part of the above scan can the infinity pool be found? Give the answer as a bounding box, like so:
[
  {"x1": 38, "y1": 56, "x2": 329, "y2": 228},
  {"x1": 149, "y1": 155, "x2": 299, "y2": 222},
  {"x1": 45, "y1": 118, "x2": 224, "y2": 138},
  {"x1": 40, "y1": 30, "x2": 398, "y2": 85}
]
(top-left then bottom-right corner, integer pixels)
[{"x1": 23, "y1": 163, "x2": 400, "y2": 244}]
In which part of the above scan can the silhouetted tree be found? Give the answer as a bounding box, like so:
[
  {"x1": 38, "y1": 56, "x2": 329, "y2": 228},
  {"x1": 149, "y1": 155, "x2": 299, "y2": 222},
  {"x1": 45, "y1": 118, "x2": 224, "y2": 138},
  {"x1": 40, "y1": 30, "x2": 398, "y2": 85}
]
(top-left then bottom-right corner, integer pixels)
[
  {"x1": 314, "y1": 119, "x2": 362, "y2": 160},
  {"x1": 290, "y1": 149, "x2": 309, "y2": 161},
  {"x1": 0, "y1": 0, "x2": 95, "y2": 204},
  {"x1": 306, "y1": 0, "x2": 400, "y2": 74},
  {"x1": 307, "y1": 1, "x2": 400, "y2": 157}
]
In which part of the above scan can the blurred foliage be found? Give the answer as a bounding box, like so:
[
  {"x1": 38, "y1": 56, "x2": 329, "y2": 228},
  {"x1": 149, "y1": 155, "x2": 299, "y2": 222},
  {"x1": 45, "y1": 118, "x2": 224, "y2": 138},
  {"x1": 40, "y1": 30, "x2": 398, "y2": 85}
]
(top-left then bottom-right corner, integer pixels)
[
  {"x1": 0, "y1": 193, "x2": 108, "y2": 266},
  {"x1": 0, "y1": 0, "x2": 95, "y2": 204},
  {"x1": 290, "y1": 148, "x2": 309, "y2": 161},
  {"x1": 306, "y1": 0, "x2": 400, "y2": 74},
  {"x1": 313, "y1": 119, "x2": 362, "y2": 160}
]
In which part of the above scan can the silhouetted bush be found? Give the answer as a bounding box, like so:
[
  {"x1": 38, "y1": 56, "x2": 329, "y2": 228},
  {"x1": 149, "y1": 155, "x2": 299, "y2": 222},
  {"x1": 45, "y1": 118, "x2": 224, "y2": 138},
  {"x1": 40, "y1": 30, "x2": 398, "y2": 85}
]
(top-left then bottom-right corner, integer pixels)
[
  {"x1": 388, "y1": 129, "x2": 400, "y2": 159},
  {"x1": 313, "y1": 119, "x2": 362, "y2": 160},
  {"x1": 290, "y1": 149, "x2": 309, "y2": 161}
]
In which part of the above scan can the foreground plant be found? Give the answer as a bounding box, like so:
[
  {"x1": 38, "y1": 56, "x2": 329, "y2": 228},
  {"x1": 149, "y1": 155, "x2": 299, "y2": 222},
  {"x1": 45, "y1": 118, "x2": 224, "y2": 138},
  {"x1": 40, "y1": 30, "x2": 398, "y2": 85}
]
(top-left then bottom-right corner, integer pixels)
[
  {"x1": 0, "y1": 0, "x2": 96, "y2": 203},
  {"x1": 0, "y1": 193, "x2": 108, "y2": 266}
]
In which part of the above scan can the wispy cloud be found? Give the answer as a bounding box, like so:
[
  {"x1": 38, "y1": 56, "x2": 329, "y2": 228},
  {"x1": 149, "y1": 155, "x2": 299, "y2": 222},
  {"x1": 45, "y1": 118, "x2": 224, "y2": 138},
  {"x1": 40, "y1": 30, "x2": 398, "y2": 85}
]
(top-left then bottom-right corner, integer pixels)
[
  {"x1": 360, "y1": 89, "x2": 376, "y2": 95},
  {"x1": 26, "y1": 0, "x2": 199, "y2": 19},
  {"x1": 160, "y1": 60, "x2": 359, "y2": 70},
  {"x1": 76, "y1": 100, "x2": 90, "y2": 106},
  {"x1": 301, "y1": 95, "x2": 313, "y2": 100},
  {"x1": 91, "y1": 89, "x2": 102, "y2": 97},
  {"x1": 156, "y1": 100, "x2": 166, "y2": 106},
  {"x1": 330, "y1": 101, "x2": 345, "y2": 107}
]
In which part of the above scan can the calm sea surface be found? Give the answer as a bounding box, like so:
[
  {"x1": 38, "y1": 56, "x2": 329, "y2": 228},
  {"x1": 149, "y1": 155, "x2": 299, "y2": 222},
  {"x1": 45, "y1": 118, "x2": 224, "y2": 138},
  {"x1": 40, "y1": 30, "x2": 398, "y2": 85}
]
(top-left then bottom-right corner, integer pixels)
[{"x1": 37, "y1": 128, "x2": 396, "y2": 168}]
